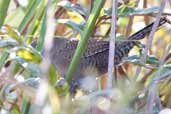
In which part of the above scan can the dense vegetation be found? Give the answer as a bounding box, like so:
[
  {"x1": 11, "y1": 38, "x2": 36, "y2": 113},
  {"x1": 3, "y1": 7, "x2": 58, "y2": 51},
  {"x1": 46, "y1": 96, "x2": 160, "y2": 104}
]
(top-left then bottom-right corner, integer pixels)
[{"x1": 0, "y1": 0, "x2": 171, "y2": 114}]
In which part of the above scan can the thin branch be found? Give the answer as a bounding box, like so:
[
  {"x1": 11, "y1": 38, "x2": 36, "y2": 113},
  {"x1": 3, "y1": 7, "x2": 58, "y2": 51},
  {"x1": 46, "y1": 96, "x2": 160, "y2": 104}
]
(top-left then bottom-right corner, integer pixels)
[
  {"x1": 107, "y1": 0, "x2": 118, "y2": 89},
  {"x1": 125, "y1": 0, "x2": 141, "y2": 36},
  {"x1": 125, "y1": 16, "x2": 134, "y2": 37},
  {"x1": 134, "y1": 0, "x2": 166, "y2": 80}
]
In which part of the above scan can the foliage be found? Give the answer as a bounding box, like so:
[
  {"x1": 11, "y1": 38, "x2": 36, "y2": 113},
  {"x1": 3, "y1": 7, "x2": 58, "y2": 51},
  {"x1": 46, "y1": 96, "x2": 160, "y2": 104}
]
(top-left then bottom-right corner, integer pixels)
[{"x1": 0, "y1": 0, "x2": 171, "y2": 114}]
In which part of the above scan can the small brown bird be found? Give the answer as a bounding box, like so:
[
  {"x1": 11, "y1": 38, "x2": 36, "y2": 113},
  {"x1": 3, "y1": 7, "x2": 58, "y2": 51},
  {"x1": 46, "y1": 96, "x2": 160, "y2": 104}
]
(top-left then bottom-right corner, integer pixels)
[
  {"x1": 50, "y1": 17, "x2": 168, "y2": 79},
  {"x1": 33, "y1": 17, "x2": 170, "y2": 92}
]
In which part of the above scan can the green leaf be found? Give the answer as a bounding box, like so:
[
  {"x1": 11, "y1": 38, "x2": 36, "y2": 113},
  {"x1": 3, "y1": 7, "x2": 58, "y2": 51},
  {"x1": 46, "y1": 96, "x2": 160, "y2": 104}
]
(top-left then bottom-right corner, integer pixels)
[
  {"x1": 0, "y1": 51, "x2": 9, "y2": 70},
  {"x1": 124, "y1": 55, "x2": 142, "y2": 66},
  {"x1": 146, "y1": 56, "x2": 160, "y2": 65},
  {"x1": 127, "y1": 7, "x2": 159, "y2": 16},
  {"x1": 36, "y1": 13, "x2": 47, "y2": 52},
  {"x1": 12, "y1": 57, "x2": 41, "y2": 77},
  {"x1": 104, "y1": 7, "x2": 159, "y2": 17},
  {"x1": 21, "y1": 96, "x2": 31, "y2": 114},
  {"x1": 0, "y1": 39, "x2": 17, "y2": 48},
  {"x1": 12, "y1": 108, "x2": 20, "y2": 114},
  {"x1": 23, "y1": 78, "x2": 40, "y2": 87},
  {"x1": 15, "y1": 46, "x2": 42, "y2": 63},
  {"x1": 145, "y1": 65, "x2": 171, "y2": 86},
  {"x1": 0, "y1": 0, "x2": 11, "y2": 28},
  {"x1": 5, "y1": 7, "x2": 25, "y2": 27},
  {"x1": 125, "y1": 55, "x2": 159, "y2": 66},
  {"x1": 4, "y1": 84, "x2": 17, "y2": 103},
  {"x1": 18, "y1": 0, "x2": 41, "y2": 32},
  {"x1": 26, "y1": 0, "x2": 48, "y2": 44},
  {"x1": 57, "y1": 19, "x2": 84, "y2": 34},
  {"x1": 118, "y1": 17, "x2": 129, "y2": 27},
  {"x1": 1, "y1": 25, "x2": 23, "y2": 44},
  {"x1": 57, "y1": 0, "x2": 87, "y2": 18},
  {"x1": 49, "y1": 64, "x2": 57, "y2": 85}
]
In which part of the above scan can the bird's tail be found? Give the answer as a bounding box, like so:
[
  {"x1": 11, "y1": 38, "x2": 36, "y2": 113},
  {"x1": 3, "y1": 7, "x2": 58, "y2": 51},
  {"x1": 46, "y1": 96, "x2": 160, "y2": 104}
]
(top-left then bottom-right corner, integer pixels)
[
  {"x1": 114, "y1": 17, "x2": 170, "y2": 65},
  {"x1": 127, "y1": 16, "x2": 171, "y2": 41}
]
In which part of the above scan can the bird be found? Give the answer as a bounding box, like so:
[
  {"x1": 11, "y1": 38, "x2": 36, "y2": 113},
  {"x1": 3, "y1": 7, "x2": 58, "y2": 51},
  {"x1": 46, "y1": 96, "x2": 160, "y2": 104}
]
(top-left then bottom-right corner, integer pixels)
[{"x1": 32, "y1": 17, "x2": 170, "y2": 93}]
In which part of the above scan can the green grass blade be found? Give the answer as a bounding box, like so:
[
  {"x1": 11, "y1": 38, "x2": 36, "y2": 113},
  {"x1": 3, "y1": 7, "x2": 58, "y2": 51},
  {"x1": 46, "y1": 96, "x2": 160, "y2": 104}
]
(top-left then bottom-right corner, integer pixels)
[
  {"x1": 0, "y1": 51, "x2": 9, "y2": 70},
  {"x1": 66, "y1": 0, "x2": 105, "y2": 83},
  {"x1": 26, "y1": 0, "x2": 48, "y2": 44},
  {"x1": 0, "y1": 0, "x2": 11, "y2": 28},
  {"x1": 36, "y1": 13, "x2": 47, "y2": 52},
  {"x1": 18, "y1": 0, "x2": 40, "y2": 32},
  {"x1": 21, "y1": 96, "x2": 31, "y2": 114}
]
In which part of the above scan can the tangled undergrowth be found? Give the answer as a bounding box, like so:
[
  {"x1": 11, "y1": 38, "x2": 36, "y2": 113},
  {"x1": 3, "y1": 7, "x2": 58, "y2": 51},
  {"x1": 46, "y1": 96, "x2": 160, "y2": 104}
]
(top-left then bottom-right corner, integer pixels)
[{"x1": 0, "y1": 0, "x2": 171, "y2": 114}]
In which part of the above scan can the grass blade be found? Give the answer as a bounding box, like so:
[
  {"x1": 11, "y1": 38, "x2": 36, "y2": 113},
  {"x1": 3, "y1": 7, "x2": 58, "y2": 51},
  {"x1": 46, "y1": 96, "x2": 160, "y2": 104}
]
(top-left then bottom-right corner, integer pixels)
[
  {"x1": 0, "y1": 51, "x2": 9, "y2": 70},
  {"x1": 66, "y1": 0, "x2": 105, "y2": 83},
  {"x1": 18, "y1": 0, "x2": 40, "y2": 33},
  {"x1": 36, "y1": 13, "x2": 47, "y2": 52},
  {"x1": 0, "y1": 0, "x2": 11, "y2": 28}
]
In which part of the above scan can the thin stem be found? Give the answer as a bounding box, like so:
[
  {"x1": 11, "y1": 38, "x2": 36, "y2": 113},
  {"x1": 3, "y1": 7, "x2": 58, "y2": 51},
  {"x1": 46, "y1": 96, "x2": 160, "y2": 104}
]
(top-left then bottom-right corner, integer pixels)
[
  {"x1": 66, "y1": 0, "x2": 105, "y2": 84},
  {"x1": 135, "y1": 0, "x2": 166, "y2": 81},
  {"x1": 0, "y1": 51, "x2": 9, "y2": 70},
  {"x1": 107, "y1": 0, "x2": 118, "y2": 89},
  {"x1": 18, "y1": 0, "x2": 40, "y2": 33}
]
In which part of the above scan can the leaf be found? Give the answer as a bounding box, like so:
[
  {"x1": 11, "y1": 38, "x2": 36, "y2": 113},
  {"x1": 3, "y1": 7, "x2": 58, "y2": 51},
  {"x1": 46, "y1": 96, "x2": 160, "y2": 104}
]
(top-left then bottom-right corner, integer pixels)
[
  {"x1": 49, "y1": 64, "x2": 57, "y2": 85},
  {"x1": 118, "y1": 17, "x2": 129, "y2": 27},
  {"x1": 0, "y1": 39, "x2": 18, "y2": 48},
  {"x1": 25, "y1": 0, "x2": 48, "y2": 44},
  {"x1": 124, "y1": 55, "x2": 142, "y2": 65},
  {"x1": 125, "y1": 55, "x2": 160, "y2": 66},
  {"x1": 36, "y1": 13, "x2": 46, "y2": 52},
  {"x1": 104, "y1": 7, "x2": 159, "y2": 17},
  {"x1": 146, "y1": 56, "x2": 160, "y2": 65},
  {"x1": 145, "y1": 65, "x2": 171, "y2": 86},
  {"x1": 57, "y1": 19, "x2": 84, "y2": 34},
  {"x1": 21, "y1": 96, "x2": 31, "y2": 114},
  {"x1": 0, "y1": 0, "x2": 10, "y2": 27},
  {"x1": 135, "y1": 42, "x2": 145, "y2": 49},
  {"x1": 23, "y1": 78, "x2": 40, "y2": 87},
  {"x1": 12, "y1": 57, "x2": 41, "y2": 77},
  {"x1": 57, "y1": 0, "x2": 87, "y2": 18},
  {"x1": 12, "y1": 108, "x2": 20, "y2": 114},
  {"x1": 4, "y1": 84, "x2": 17, "y2": 103},
  {"x1": 0, "y1": 51, "x2": 9, "y2": 70},
  {"x1": 1, "y1": 25, "x2": 23, "y2": 44},
  {"x1": 18, "y1": 0, "x2": 41, "y2": 32},
  {"x1": 15, "y1": 46, "x2": 42, "y2": 63},
  {"x1": 127, "y1": 7, "x2": 159, "y2": 16}
]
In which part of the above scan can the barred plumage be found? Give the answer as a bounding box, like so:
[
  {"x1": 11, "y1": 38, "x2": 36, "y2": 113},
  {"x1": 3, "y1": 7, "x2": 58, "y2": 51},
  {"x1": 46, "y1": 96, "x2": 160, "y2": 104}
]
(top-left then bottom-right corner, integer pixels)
[
  {"x1": 49, "y1": 17, "x2": 169, "y2": 80},
  {"x1": 32, "y1": 17, "x2": 170, "y2": 93}
]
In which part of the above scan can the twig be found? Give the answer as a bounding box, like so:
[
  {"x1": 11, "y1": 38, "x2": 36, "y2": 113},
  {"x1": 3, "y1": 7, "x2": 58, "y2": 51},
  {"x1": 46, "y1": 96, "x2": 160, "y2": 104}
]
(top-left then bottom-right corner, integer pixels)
[
  {"x1": 125, "y1": 16, "x2": 134, "y2": 37},
  {"x1": 107, "y1": 0, "x2": 118, "y2": 89},
  {"x1": 143, "y1": 0, "x2": 150, "y2": 25},
  {"x1": 134, "y1": 0, "x2": 166, "y2": 81},
  {"x1": 153, "y1": 36, "x2": 171, "y2": 84},
  {"x1": 125, "y1": 0, "x2": 141, "y2": 36}
]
